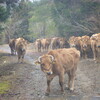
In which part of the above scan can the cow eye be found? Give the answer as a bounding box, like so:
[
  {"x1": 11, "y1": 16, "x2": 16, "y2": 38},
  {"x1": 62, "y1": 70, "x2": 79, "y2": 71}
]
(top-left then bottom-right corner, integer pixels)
[{"x1": 41, "y1": 64, "x2": 45, "y2": 66}]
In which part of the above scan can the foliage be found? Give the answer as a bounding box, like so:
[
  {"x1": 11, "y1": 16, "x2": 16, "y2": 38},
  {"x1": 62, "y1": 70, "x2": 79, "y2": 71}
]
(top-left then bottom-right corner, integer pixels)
[
  {"x1": 0, "y1": 0, "x2": 19, "y2": 35},
  {"x1": 52, "y1": 0, "x2": 100, "y2": 37},
  {"x1": 4, "y1": 0, "x2": 32, "y2": 42},
  {"x1": 1, "y1": 0, "x2": 100, "y2": 43},
  {"x1": 0, "y1": 6, "x2": 8, "y2": 22},
  {"x1": 28, "y1": 0, "x2": 58, "y2": 40},
  {"x1": 0, "y1": 6, "x2": 8, "y2": 33}
]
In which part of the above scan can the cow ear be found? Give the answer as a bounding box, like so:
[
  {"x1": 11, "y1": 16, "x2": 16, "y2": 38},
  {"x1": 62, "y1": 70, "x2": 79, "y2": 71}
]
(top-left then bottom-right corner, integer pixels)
[
  {"x1": 52, "y1": 58, "x2": 56, "y2": 64},
  {"x1": 34, "y1": 60, "x2": 41, "y2": 65},
  {"x1": 52, "y1": 60, "x2": 56, "y2": 64},
  {"x1": 34, "y1": 56, "x2": 42, "y2": 65}
]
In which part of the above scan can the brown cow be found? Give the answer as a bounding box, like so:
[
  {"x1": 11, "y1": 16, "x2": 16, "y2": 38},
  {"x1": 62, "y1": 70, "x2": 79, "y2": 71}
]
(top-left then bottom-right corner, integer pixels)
[
  {"x1": 69, "y1": 36, "x2": 76, "y2": 48},
  {"x1": 50, "y1": 37, "x2": 69, "y2": 50},
  {"x1": 50, "y1": 37, "x2": 60, "y2": 50},
  {"x1": 41, "y1": 39, "x2": 47, "y2": 52},
  {"x1": 69, "y1": 36, "x2": 81, "y2": 51},
  {"x1": 45, "y1": 38, "x2": 51, "y2": 51},
  {"x1": 80, "y1": 35, "x2": 91, "y2": 59},
  {"x1": 35, "y1": 48, "x2": 80, "y2": 95},
  {"x1": 41, "y1": 38, "x2": 51, "y2": 51},
  {"x1": 59, "y1": 38, "x2": 69, "y2": 48},
  {"x1": 9, "y1": 39, "x2": 16, "y2": 55},
  {"x1": 15, "y1": 37, "x2": 27, "y2": 63},
  {"x1": 34, "y1": 39, "x2": 41, "y2": 52},
  {"x1": 90, "y1": 33, "x2": 100, "y2": 62}
]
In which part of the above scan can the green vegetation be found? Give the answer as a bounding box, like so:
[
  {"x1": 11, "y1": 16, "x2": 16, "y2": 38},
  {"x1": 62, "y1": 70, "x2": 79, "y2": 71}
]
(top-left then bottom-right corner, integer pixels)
[
  {"x1": 0, "y1": 81, "x2": 10, "y2": 94},
  {"x1": 0, "y1": 0, "x2": 100, "y2": 43},
  {"x1": 52, "y1": 0, "x2": 100, "y2": 37}
]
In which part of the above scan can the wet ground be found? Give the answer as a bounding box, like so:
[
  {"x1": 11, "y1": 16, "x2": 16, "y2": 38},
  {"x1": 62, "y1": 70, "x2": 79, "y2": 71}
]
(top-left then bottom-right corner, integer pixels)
[{"x1": 0, "y1": 44, "x2": 100, "y2": 100}]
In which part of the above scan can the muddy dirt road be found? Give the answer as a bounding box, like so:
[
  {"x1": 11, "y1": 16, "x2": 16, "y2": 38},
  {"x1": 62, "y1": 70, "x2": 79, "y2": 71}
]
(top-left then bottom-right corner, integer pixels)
[{"x1": 0, "y1": 44, "x2": 100, "y2": 100}]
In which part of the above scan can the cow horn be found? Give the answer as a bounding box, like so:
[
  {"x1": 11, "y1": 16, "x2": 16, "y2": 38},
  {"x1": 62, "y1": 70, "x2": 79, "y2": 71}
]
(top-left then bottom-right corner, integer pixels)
[
  {"x1": 49, "y1": 55, "x2": 54, "y2": 61},
  {"x1": 38, "y1": 56, "x2": 42, "y2": 62}
]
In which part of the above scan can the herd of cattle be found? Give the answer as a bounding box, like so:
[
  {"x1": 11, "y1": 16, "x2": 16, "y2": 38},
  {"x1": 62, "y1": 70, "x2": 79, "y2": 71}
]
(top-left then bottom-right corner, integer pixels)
[
  {"x1": 9, "y1": 33, "x2": 100, "y2": 63},
  {"x1": 34, "y1": 33, "x2": 100, "y2": 62},
  {"x1": 33, "y1": 37, "x2": 69, "y2": 52},
  {"x1": 8, "y1": 33, "x2": 100, "y2": 95}
]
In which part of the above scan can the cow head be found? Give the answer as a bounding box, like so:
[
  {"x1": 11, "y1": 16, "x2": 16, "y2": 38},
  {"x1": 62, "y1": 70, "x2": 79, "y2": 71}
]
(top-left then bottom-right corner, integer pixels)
[
  {"x1": 69, "y1": 36, "x2": 76, "y2": 48},
  {"x1": 35, "y1": 55, "x2": 55, "y2": 75},
  {"x1": 69, "y1": 36, "x2": 81, "y2": 48},
  {"x1": 81, "y1": 36, "x2": 90, "y2": 50},
  {"x1": 19, "y1": 43, "x2": 26, "y2": 52}
]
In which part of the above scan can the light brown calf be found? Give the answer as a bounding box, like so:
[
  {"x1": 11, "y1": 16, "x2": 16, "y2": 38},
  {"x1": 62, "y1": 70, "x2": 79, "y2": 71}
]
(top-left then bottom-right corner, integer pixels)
[
  {"x1": 59, "y1": 38, "x2": 69, "y2": 48},
  {"x1": 34, "y1": 39, "x2": 41, "y2": 52},
  {"x1": 41, "y1": 39, "x2": 47, "y2": 52},
  {"x1": 15, "y1": 38, "x2": 27, "y2": 63},
  {"x1": 80, "y1": 35, "x2": 91, "y2": 59},
  {"x1": 45, "y1": 38, "x2": 51, "y2": 51},
  {"x1": 50, "y1": 37, "x2": 60, "y2": 49},
  {"x1": 35, "y1": 48, "x2": 80, "y2": 95},
  {"x1": 90, "y1": 33, "x2": 100, "y2": 62},
  {"x1": 69, "y1": 36, "x2": 81, "y2": 51}
]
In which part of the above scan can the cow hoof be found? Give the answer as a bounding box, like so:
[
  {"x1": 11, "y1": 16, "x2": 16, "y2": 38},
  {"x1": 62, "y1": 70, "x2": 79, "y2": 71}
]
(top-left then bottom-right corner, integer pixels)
[
  {"x1": 65, "y1": 87, "x2": 69, "y2": 90},
  {"x1": 45, "y1": 92, "x2": 49, "y2": 96},
  {"x1": 69, "y1": 89, "x2": 74, "y2": 93}
]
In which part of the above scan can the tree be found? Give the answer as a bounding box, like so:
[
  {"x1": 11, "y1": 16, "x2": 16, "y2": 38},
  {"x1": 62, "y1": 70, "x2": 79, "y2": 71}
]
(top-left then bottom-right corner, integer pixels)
[
  {"x1": 0, "y1": 0, "x2": 20, "y2": 43},
  {"x1": 4, "y1": 0, "x2": 32, "y2": 42},
  {"x1": 29, "y1": 0, "x2": 58, "y2": 40},
  {"x1": 52, "y1": 0, "x2": 100, "y2": 37}
]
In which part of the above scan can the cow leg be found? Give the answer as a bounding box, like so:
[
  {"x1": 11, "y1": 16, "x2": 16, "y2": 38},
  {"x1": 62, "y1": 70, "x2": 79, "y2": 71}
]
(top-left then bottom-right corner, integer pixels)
[
  {"x1": 66, "y1": 71, "x2": 71, "y2": 90},
  {"x1": 93, "y1": 50, "x2": 96, "y2": 61},
  {"x1": 96, "y1": 50, "x2": 100, "y2": 62},
  {"x1": 45, "y1": 75, "x2": 55, "y2": 96},
  {"x1": 21, "y1": 52, "x2": 25, "y2": 63},
  {"x1": 93, "y1": 47, "x2": 96, "y2": 60},
  {"x1": 21, "y1": 55, "x2": 24, "y2": 63},
  {"x1": 38, "y1": 47, "x2": 40, "y2": 52},
  {"x1": 69, "y1": 69, "x2": 76, "y2": 92},
  {"x1": 84, "y1": 51, "x2": 87, "y2": 59},
  {"x1": 69, "y1": 75, "x2": 75, "y2": 91},
  {"x1": 82, "y1": 50, "x2": 86, "y2": 59},
  {"x1": 59, "y1": 73, "x2": 64, "y2": 93},
  {"x1": 81, "y1": 50, "x2": 84, "y2": 59},
  {"x1": 14, "y1": 50, "x2": 16, "y2": 55},
  {"x1": 11, "y1": 49, "x2": 13, "y2": 55},
  {"x1": 18, "y1": 55, "x2": 20, "y2": 63}
]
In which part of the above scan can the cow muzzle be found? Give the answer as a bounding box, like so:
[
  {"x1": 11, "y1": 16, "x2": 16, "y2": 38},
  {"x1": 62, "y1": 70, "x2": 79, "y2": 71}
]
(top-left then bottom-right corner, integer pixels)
[
  {"x1": 22, "y1": 48, "x2": 25, "y2": 52},
  {"x1": 83, "y1": 45, "x2": 87, "y2": 48},
  {"x1": 47, "y1": 71, "x2": 53, "y2": 75},
  {"x1": 71, "y1": 44, "x2": 76, "y2": 48}
]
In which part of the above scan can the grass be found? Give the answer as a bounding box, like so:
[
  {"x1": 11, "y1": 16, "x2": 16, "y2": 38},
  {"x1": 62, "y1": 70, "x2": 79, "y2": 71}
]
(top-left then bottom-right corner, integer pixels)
[{"x1": 0, "y1": 81, "x2": 10, "y2": 94}]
